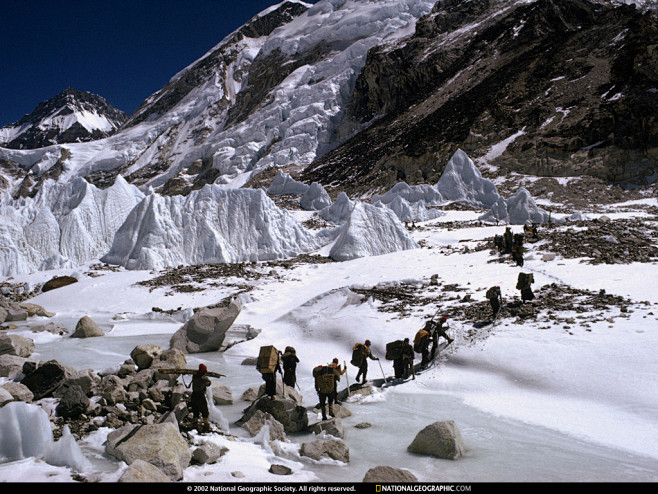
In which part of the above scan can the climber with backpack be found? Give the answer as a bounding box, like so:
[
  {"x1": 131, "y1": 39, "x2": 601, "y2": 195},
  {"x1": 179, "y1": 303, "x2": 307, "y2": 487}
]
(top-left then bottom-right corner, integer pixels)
[
  {"x1": 351, "y1": 340, "x2": 379, "y2": 384},
  {"x1": 430, "y1": 316, "x2": 453, "y2": 360},
  {"x1": 414, "y1": 322, "x2": 432, "y2": 365},
  {"x1": 313, "y1": 364, "x2": 341, "y2": 420}
]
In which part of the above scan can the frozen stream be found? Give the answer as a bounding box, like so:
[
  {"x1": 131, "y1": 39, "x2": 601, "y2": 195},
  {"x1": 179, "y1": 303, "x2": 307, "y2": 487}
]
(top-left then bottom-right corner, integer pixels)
[{"x1": 26, "y1": 318, "x2": 658, "y2": 483}]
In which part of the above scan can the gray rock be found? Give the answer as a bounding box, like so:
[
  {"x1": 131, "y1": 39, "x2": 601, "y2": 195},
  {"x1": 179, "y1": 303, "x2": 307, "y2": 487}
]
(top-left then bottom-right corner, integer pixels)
[
  {"x1": 407, "y1": 420, "x2": 466, "y2": 460},
  {"x1": 309, "y1": 418, "x2": 345, "y2": 439},
  {"x1": 1, "y1": 382, "x2": 33, "y2": 402},
  {"x1": 119, "y1": 459, "x2": 172, "y2": 483},
  {"x1": 0, "y1": 334, "x2": 35, "y2": 357},
  {"x1": 363, "y1": 466, "x2": 418, "y2": 482},
  {"x1": 56, "y1": 384, "x2": 90, "y2": 419},
  {"x1": 243, "y1": 410, "x2": 287, "y2": 441},
  {"x1": 0, "y1": 354, "x2": 30, "y2": 379},
  {"x1": 0, "y1": 387, "x2": 13, "y2": 407},
  {"x1": 237, "y1": 396, "x2": 308, "y2": 433},
  {"x1": 300, "y1": 439, "x2": 349, "y2": 462},
  {"x1": 192, "y1": 442, "x2": 226, "y2": 465},
  {"x1": 130, "y1": 344, "x2": 164, "y2": 370},
  {"x1": 100, "y1": 374, "x2": 128, "y2": 405},
  {"x1": 0, "y1": 302, "x2": 28, "y2": 322},
  {"x1": 106, "y1": 422, "x2": 192, "y2": 481},
  {"x1": 269, "y1": 464, "x2": 293, "y2": 475},
  {"x1": 241, "y1": 357, "x2": 258, "y2": 366},
  {"x1": 169, "y1": 301, "x2": 241, "y2": 354},
  {"x1": 241, "y1": 386, "x2": 259, "y2": 402},
  {"x1": 212, "y1": 383, "x2": 233, "y2": 405},
  {"x1": 354, "y1": 422, "x2": 372, "y2": 429},
  {"x1": 72, "y1": 315, "x2": 104, "y2": 338},
  {"x1": 19, "y1": 302, "x2": 55, "y2": 318}
]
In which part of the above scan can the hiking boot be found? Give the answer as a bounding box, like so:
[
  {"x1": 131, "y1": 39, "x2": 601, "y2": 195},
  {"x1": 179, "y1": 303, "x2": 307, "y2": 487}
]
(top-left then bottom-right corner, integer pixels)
[{"x1": 329, "y1": 407, "x2": 335, "y2": 418}]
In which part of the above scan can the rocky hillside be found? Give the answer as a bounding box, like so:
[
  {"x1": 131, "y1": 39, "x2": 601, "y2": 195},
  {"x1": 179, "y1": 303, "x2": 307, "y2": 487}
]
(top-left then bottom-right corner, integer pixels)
[
  {"x1": 0, "y1": 87, "x2": 126, "y2": 150},
  {"x1": 301, "y1": 0, "x2": 658, "y2": 195}
]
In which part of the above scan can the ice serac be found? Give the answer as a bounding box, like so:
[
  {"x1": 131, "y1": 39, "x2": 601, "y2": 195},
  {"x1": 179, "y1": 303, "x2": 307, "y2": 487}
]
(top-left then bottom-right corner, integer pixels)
[
  {"x1": 479, "y1": 187, "x2": 552, "y2": 225},
  {"x1": 0, "y1": 401, "x2": 90, "y2": 471},
  {"x1": 102, "y1": 185, "x2": 333, "y2": 270},
  {"x1": 0, "y1": 175, "x2": 144, "y2": 276},
  {"x1": 329, "y1": 201, "x2": 418, "y2": 261},
  {"x1": 371, "y1": 182, "x2": 445, "y2": 222},
  {"x1": 267, "y1": 170, "x2": 310, "y2": 195},
  {"x1": 436, "y1": 149, "x2": 501, "y2": 208}
]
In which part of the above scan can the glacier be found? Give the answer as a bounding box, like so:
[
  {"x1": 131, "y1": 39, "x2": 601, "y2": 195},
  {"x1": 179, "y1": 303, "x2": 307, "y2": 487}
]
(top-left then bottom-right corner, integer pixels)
[{"x1": 0, "y1": 176, "x2": 144, "y2": 276}]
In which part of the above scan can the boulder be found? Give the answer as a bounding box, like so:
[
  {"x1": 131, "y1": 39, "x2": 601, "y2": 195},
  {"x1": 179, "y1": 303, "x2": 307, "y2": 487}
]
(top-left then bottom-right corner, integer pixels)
[
  {"x1": 106, "y1": 422, "x2": 192, "y2": 481},
  {"x1": 19, "y1": 302, "x2": 55, "y2": 318},
  {"x1": 0, "y1": 387, "x2": 13, "y2": 407},
  {"x1": 269, "y1": 464, "x2": 293, "y2": 475},
  {"x1": 119, "y1": 459, "x2": 172, "y2": 483},
  {"x1": 100, "y1": 375, "x2": 128, "y2": 405},
  {"x1": 237, "y1": 396, "x2": 308, "y2": 433},
  {"x1": 169, "y1": 302, "x2": 240, "y2": 354},
  {"x1": 56, "y1": 384, "x2": 90, "y2": 419},
  {"x1": 212, "y1": 383, "x2": 234, "y2": 405},
  {"x1": 0, "y1": 354, "x2": 30, "y2": 379},
  {"x1": 241, "y1": 386, "x2": 259, "y2": 402},
  {"x1": 309, "y1": 418, "x2": 345, "y2": 439},
  {"x1": 300, "y1": 439, "x2": 349, "y2": 462},
  {"x1": 191, "y1": 442, "x2": 227, "y2": 465},
  {"x1": 363, "y1": 466, "x2": 418, "y2": 482},
  {"x1": 242, "y1": 410, "x2": 287, "y2": 441},
  {"x1": 407, "y1": 420, "x2": 466, "y2": 460},
  {"x1": 1, "y1": 382, "x2": 34, "y2": 403},
  {"x1": 0, "y1": 304, "x2": 27, "y2": 322},
  {"x1": 72, "y1": 315, "x2": 104, "y2": 338},
  {"x1": 41, "y1": 275, "x2": 78, "y2": 292},
  {"x1": 130, "y1": 344, "x2": 164, "y2": 370},
  {"x1": 0, "y1": 334, "x2": 35, "y2": 357},
  {"x1": 21, "y1": 360, "x2": 68, "y2": 400}
]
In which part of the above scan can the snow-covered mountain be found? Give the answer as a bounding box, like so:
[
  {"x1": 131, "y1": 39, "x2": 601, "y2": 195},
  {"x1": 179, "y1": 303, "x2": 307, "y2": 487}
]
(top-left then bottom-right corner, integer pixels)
[
  {"x1": 1, "y1": 0, "x2": 656, "y2": 201},
  {"x1": 0, "y1": 0, "x2": 656, "y2": 276},
  {"x1": 0, "y1": 88, "x2": 126, "y2": 150}
]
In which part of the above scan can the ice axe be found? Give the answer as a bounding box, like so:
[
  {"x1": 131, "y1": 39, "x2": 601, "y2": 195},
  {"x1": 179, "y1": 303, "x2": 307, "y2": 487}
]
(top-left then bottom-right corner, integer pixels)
[{"x1": 344, "y1": 360, "x2": 351, "y2": 397}]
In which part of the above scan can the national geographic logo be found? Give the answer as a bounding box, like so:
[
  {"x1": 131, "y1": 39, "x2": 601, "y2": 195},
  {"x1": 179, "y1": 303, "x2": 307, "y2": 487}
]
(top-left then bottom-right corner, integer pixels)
[{"x1": 375, "y1": 485, "x2": 472, "y2": 492}]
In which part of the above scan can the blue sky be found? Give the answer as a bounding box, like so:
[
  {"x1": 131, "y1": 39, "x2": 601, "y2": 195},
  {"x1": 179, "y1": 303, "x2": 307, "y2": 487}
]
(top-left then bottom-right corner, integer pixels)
[{"x1": 1, "y1": 0, "x2": 316, "y2": 126}]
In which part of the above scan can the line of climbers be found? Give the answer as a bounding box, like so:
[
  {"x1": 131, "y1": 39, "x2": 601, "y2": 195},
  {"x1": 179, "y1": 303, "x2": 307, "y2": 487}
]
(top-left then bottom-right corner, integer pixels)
[{"x1": 252, "y1": 315, "x2": 454, "y2": 421}]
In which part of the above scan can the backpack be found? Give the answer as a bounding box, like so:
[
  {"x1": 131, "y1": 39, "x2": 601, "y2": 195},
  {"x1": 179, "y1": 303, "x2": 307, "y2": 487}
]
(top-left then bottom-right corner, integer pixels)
[
  {"x1": 486, "y1": 286, "x2": 500, "y2": 299},
  {"x1": 256, "y1": 345, "x2": 279, "y2": 374},
  {"x1": 413, "y1": 330, "x2": 430, "y2": 353},
  {"x1": 351, "y1": 343, "x2": 366, "y2": 367},
  {"x1": 313, "y1": 366, "x2": 335, "y2": 394},
  {"x1": 516, "y1": 273, "x2": 534, "y2": 290},
  {"x1": 385, "y1": 340, "x2": 405, "y2": 360}
]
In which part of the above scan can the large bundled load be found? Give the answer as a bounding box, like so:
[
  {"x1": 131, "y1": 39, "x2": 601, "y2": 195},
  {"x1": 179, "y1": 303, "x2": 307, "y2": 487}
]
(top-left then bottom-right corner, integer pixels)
[
  {"x1": 313, "y1": 365, "x2": 336, "y2": 394},
  {"x1": 386, "y1": 340, "x2": 406, "y2": 360},
  {"x1": 257, "y1": 345, "x2": 279, "y2": 374},
  {"x1": 351, "y1": 343, "x2": 366, "y2": 367},
  {"x1": 413, "y1": 329, "x2": 430, "y2": 353}
]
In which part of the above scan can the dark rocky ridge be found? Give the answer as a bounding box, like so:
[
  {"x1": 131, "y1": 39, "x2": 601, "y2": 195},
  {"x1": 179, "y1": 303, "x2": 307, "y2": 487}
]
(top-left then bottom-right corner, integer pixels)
[
  {"x1": 300, "y1": 0, "x2": 658, "y2": 196},
  {"x1": 0, "y1": 87, "x2": 127, "y2": 150}
]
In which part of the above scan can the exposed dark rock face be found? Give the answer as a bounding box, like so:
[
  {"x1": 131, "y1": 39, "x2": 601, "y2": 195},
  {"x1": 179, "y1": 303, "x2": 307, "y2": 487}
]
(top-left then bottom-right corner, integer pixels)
[
  {"x1": 301, "y1": 0, "x2": 658, "y2": 195},
  {"x1": 0, "y1": 87, "x2": 126, "y2": 149}
]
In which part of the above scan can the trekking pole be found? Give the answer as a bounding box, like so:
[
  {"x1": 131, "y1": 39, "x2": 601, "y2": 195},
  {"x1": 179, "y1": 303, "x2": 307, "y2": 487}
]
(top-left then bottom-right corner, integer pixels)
[
  {"x1": 377, "y1": 359, "x2": 387, "y2": 382},
  {"x1": 344, "y1": 361, "x2": 351, "y2": 397}
]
